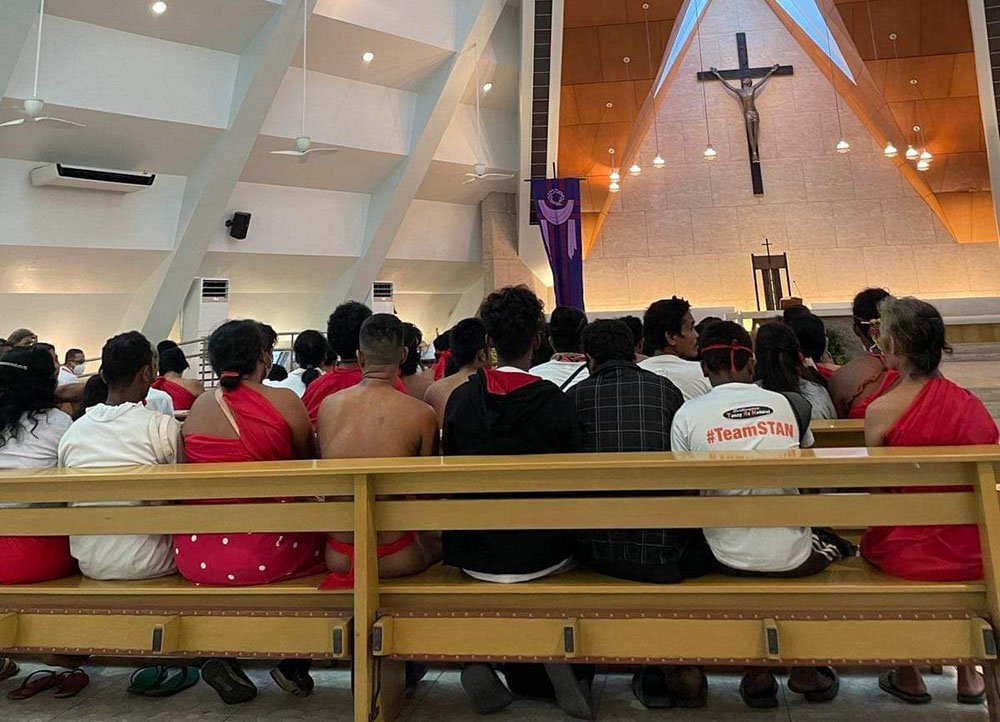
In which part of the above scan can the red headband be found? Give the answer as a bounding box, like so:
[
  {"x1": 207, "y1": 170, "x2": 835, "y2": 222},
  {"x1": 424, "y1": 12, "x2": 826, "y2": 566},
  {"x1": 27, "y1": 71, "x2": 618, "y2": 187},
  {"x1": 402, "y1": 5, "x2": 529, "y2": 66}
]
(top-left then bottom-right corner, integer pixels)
[
  {"x1": 220, "y1": 371, "x2": 241, "y2": 378},
  {"x1": 701, "y1": 340, "x2": 754, "y2": 371}
]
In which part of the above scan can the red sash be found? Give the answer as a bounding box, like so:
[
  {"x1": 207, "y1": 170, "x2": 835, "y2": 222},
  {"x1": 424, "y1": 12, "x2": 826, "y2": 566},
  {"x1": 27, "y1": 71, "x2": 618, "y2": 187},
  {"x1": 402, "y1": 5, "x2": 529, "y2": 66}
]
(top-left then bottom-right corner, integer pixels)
[
  {"x1": 861, "y1": 378, "x2": 999, "y2": 581},
  {"x1": 432, "y1": 350, "x2": 452, "y2": 381},
  {"x1": 847, "y1": 369, "x2": 900, "y2": 420},
  {"x1": 150, "y1": 377, "x2": 197, "y2": 411},
  {"x1": 184, "y1": 384, "x2": 294, "y2": 463}
]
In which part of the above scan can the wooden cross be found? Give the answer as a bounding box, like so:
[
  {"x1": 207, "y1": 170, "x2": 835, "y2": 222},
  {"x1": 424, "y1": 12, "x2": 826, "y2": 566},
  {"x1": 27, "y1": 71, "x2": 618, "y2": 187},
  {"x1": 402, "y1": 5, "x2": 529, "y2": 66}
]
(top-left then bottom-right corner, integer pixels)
[{"x1": 697, "y1": 33, "x2": 793, "y2": 195}]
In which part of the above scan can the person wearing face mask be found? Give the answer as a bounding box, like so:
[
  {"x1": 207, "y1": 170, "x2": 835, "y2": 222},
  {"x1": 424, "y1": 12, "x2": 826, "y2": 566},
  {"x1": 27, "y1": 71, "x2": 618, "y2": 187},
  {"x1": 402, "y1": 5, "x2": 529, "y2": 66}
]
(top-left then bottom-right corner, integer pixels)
[
  {"x1": 58, "y1": 348, "x2": 86, "y2": 387},
  {"x1": 638, "y1": 297, "x2": 712, "y2": 401}
]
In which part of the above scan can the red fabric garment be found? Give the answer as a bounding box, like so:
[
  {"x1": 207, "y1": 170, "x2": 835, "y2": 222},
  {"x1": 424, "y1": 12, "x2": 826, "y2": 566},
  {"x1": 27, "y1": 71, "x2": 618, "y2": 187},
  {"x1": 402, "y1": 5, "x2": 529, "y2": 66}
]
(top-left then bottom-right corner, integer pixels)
[
  {"x1": 150, "y1": 377, "x2": 197, "y2": 411},
  {"x1": 176, "y1": 384, "x2": 325, "y2": 586},
  {"x1": 432, "y1": 351, "x2": 452, "y2": 381},
  {"x1": 302, "y1": 366, "x2": 408, "y2": 425},
  {"x1": 847, "y1": 369, "x2": 900, "y2": 419},
  {"x1": 0, "y1": 536, "x2": 76, "y2": 584},
  {"x1": 319, "y1": 532, "x2": 419, "y2": 589},
  {"x1": 483, "y1": 368, "x2": 541, "y2": 395},
  {"x1": 815, "y1": 364, "x2": 836, "y2": 381},
  {"x1": 861, "y1": 377, "x2": 1000, "y2": 581}
]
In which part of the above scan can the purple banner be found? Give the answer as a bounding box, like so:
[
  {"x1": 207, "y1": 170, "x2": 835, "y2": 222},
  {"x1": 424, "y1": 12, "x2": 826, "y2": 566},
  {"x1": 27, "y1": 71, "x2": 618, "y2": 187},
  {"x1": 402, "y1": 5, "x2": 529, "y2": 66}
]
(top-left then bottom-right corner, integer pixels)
[{"x1": 530, "y1": 178, "x2": 585, "y2": 310}]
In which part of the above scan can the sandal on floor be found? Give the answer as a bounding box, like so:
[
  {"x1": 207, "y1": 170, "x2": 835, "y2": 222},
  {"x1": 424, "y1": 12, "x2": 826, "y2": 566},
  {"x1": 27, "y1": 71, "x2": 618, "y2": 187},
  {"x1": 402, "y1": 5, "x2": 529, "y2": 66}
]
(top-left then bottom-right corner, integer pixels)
[
  {"x1": 145, "y1": 667, "x2": 199, "y2": 698},
  {"x1": 53, "y1": 669, "x2": 89, "y2": 699},
  {"x1": 544, "y1": 663, "x2": 596, "y2": 721},
  {"x1": 878, "y1": 671, "x2": 932, "y2": 705},
  {"x1": 788, "y1": 666, "x2": 839, "y2": 703},
  {"x1": 8, "y1": 670, "x2": 58, "y2": 700},
  {"x1": 739, "y1": 670, "x2": 779, "y2": 709},
  {"x1": 0, "y1": 658, "x2": 19, "y2": 683},
  {"x1": 201, "y1": 659, "x2": 257, "y2": 705},
  {"x1": 630, "y1": 667, "x2": 673, "y2": 709},
  {"x1": 128, "y1": 666, "x2": 168, "y2": 696},
  {"x1": 461, "y1": 664, "x2": 514, "y2": 715}
]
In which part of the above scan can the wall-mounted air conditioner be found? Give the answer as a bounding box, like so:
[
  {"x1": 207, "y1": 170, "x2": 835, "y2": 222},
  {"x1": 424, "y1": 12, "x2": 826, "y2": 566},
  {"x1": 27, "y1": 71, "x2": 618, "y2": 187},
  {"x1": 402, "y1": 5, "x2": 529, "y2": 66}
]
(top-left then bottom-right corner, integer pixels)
[
  {"x1": 372, "y1": 281, "x2": 396, "y2": 315},
  {"x1": 30, "y1": 164, "x2": 155, "y2": 193}
]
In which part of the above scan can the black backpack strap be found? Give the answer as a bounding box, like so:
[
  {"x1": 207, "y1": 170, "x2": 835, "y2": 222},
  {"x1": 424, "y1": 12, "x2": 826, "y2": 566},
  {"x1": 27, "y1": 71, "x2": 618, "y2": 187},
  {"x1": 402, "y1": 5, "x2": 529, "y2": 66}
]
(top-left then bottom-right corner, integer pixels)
[
  {"x1": 559, "y1": 364, "x2": 587, "y2": 391},
  {"x1": 779, "y1": 391, "x2": 813, "y2": 446}
]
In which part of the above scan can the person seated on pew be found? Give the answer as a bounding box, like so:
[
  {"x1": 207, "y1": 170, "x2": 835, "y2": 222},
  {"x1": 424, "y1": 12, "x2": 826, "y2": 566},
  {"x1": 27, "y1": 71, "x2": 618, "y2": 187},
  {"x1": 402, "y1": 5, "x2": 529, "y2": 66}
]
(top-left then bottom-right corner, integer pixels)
[
  {"x1": 530, "y1": 306, "x2": 590, "y2": 390},
  {"x1": 618, "y1": 315, "x2": 646, "y2": 362},
  {"x1": 58, "y1": 348, "x2": 86, "y2": 387},
  {"x1": 786, "y1": 312, "x2": 839, "y2": 380},
  {"x1": 302, "y1": 302, "x2": 406, "y2": 425},
  {"x1": 430, "y1": 329, "x2": 452, "y2": 381},
  {"x1": 567, "y1": 319, "x2": 712, "y2": 710},
  {"x1": 8, "y1": 329, "x2": 38, "y2": 347},
  {"x1": 829, "y1": 287, "x2": 899, "y2": 418},
  {"x1": 266, "y1": 364, "x2": 289, "y2": 383},
  {"x1": 670, "y1": 321, "x2": 846, "y2": 709},
  {"x1": 0, "y1": 339, "x2": 12, "y2": 359},
  {"x1": 0, "y1": 345, "x2": 76, "y2": 585},
  {"x1": 858, "y1": 296, "x2": 997, "y2": 706},
  {"x1": 639, "y1": 297, "x2": 711, "y2": 401},
  {"x1": 150, "y1": 346, "x2": 204, "y2": 412},
  {"x1": 318, "y1": 314, "x2": 439, "y2": 588},
  {"x1": 754, "y1": 322, "x2": 836, "y2": 419},
  {"x1": 176, "y1": 319, "x2": 325, "y2": 702},
  {"x1": 442, "y1": 286, "x2": 593, "y2": 720},
  {"x1": 58, "y1": 331, "x2": 179, "y2": 581},
  {"x1": 400, "y1": 322, "x2": 433, "y2": 400},
  {"x1": 264, "y1": 329, "x2": 327, "y2": 398},
  {"x1": 423, "y1": 318, "x2": 490, "y2": 427}
]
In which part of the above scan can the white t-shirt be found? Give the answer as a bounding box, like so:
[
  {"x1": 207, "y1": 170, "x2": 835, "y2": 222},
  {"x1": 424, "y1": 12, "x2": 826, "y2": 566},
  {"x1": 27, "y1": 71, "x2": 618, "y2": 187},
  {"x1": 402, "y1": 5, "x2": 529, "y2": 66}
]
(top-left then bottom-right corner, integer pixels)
[
  {"x1": 58, "y1": 403, "x2": 179, "y2": 581},
  {"x1": 670, "y1": 382, "x2": 813, "y2": 573},
  {"x1": 0, "y1": 409, "x2": 72, "y2": 510},
  {"x1": 639, "y1": 354, "x2": 712, "y2": 401},
  {"x1": 57, "y1": 367, "x2": 80, "y2": 388},
  {"x1": 145, "y1": 387, "x2": 175, "y2": 417},
  {"x1": 529, "y1": 359, "x2": 589, "y2": 391},
  {"x1": 264, "y1": 368, "x2": 307, "y2": 397}
]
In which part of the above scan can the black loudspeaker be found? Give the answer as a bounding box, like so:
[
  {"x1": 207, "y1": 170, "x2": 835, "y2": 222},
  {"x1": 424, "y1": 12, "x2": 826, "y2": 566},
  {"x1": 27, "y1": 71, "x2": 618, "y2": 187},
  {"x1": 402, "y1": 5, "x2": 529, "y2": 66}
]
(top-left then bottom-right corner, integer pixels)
[{"x1": 225, "y1": 212, "x2": 251, "y2": 240}]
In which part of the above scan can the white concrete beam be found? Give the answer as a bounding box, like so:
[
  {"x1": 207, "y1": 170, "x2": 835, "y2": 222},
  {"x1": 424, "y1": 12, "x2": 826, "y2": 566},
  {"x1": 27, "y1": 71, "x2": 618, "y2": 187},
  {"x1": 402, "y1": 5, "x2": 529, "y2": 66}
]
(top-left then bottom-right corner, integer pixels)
[
  {"x1": 120, "y1": 0, "x2": 317, "y2": 340},
  {"x1": 968, "y1": 0, "x2": 1000, "y2": 253},
  {"x1": 306, "y1": 0, "x2": 505, "y2": 324},
  {"x1": 0, "y1": 0, "x2": 36, "y2": 98}
]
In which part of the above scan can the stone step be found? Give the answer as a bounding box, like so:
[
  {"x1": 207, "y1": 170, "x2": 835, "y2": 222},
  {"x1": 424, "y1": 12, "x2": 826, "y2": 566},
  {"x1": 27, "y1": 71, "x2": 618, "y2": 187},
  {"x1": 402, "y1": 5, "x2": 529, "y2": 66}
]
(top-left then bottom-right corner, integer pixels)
[{"x1": 949, "y1": 343, "x2": 1000, "y2": 362}]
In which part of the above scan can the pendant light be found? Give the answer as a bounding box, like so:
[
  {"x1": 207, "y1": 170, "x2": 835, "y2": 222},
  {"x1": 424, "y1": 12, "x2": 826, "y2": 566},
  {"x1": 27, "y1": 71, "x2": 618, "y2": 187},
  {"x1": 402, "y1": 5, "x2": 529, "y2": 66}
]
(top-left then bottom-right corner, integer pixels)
[
  {"x1": 608, "y1": 148, "x2": 620, "y2": 190},
  {"x1": 883, "y1": 142, "x2": 898, "y2": 158},
  {"x1": 905, "y1": 144, "x2": 919, "y2": 161},
  {"x1": 622, "y1": 56, "x2": 641, "y2": 176},
  {"x1": 642, "y1": 3, "x2": 665, "y2": 168},
  {"x1": 825, "y1": 23, "x2": 848, "y2": 153},
  {"x1": 692, "y1": 0, "x2": 716, "y2": 161}
]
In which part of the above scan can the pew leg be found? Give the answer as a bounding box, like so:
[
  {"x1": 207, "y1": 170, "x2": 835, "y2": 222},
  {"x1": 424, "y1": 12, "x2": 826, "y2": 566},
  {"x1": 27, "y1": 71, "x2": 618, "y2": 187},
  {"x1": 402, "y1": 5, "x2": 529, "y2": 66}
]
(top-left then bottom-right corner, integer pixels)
[
  {"x1": 983, "y1": 662, "x2": 1000, "y2": 722},
  {"x1": 378, "y1": 660, "x2": 406, "y2": 722}
]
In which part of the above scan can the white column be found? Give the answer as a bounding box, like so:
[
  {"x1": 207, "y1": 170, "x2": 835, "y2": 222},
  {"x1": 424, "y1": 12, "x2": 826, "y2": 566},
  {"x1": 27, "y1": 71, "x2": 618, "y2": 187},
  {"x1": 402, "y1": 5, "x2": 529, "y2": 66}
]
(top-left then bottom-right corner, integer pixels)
[{"x1": 968, "y1": 0, "x2": 1000, "y2": 250}]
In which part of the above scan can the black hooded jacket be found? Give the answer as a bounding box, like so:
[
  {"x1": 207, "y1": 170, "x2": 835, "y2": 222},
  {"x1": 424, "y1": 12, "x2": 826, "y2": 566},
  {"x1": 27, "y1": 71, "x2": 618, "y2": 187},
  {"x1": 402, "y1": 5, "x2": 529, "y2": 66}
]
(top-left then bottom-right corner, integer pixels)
[{"x1": 441, "y1": 368, "x2": 582, "y2": 575}]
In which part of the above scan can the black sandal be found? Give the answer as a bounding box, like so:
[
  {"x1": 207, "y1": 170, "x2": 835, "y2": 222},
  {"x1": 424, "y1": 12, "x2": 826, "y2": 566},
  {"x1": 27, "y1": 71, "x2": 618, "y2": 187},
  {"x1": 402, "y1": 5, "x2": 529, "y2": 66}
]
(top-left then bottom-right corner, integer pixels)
[
  {"x1": 739, "y1": 670, "x2": 778, "y2": 709},
  {"x1": 878, "y1": 671, "x2": 932, "y2": 705},
  {"x1": 788, "y1": 666, "x2": 839, "y2": 703},
  {"x1": 630, "y1": 667, "x2": 673, "y2": 709}
]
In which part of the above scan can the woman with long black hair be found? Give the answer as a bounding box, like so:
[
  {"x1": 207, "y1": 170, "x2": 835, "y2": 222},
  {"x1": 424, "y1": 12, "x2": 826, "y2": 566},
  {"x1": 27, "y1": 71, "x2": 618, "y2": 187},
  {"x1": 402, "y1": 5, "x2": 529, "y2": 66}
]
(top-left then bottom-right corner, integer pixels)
[{"x1": 754, "y1": 322, "x2": 836, "y2": 419}]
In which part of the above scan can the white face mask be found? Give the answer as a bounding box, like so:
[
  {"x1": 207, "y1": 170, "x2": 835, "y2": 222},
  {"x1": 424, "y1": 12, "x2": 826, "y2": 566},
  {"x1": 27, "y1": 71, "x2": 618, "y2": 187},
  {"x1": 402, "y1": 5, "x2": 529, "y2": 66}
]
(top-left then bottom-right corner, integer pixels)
[{"x1": 73, "y1": 364, "x2": 85, "y2": 376}]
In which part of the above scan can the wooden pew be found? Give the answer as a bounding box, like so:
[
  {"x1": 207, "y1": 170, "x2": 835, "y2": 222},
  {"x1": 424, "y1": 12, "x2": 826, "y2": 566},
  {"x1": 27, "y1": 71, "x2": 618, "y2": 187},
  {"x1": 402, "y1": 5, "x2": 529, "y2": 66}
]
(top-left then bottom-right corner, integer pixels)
[{"x1": 810, "y1": 419, "x2": 866, "y2": 448}]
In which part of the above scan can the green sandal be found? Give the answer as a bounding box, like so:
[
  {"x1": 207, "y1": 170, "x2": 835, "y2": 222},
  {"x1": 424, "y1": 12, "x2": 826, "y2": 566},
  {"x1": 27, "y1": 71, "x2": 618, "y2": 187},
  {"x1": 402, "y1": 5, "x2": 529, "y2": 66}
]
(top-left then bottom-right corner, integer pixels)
[
  {"x1": 127, "y1": 666, "x2": 168, "y2": 696},
  {"x1": 144, "y1": 667, "x2": 200, "y2": 698}
]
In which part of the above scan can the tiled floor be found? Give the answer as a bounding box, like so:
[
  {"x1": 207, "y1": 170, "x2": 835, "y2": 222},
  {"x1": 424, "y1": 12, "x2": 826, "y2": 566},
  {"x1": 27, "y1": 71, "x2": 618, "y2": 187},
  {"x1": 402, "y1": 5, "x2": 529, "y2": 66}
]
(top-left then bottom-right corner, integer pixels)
[{"x1": 0, "y1": 661, "x2": 986, "y2": 722}]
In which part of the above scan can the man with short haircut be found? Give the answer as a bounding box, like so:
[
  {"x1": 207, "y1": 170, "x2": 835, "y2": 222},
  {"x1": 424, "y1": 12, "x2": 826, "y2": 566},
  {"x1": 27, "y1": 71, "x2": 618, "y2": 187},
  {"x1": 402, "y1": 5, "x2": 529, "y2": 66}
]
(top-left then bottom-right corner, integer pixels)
[
  {"x1": 568, "y1": 319, "x2": 710, "y2": 709},
  {"x1": 529, "y1": 307, "x2": 589, "y2": 390},
  {"x1": 639, "y1": 297, "x2": 711, "y2": 401},
  {"x1": 59, "y1": 348, "x2": 86, "y2": 387},
  {"x1": 618, "y1": 315, "x2": 646, "y2": 361},
  {"x1": 442, "y1": 286, "x2": 592, "y2": 719},
  {"x1": 318, "y1": 314, "x2": 439, "y2": 585},
  {"x1": 423, "y1": 318, "x2": 490, "y2": 426},
  {"x1": 58, "y1": 331, "x2": 179, "y2": 581},
  {"x1": 670, "y1": 321, "x2": 842, "y2": 708},
  {"x1": 144, "y1": 346, "x2": 176, "y2": 418},
  {"x1": 8, "y1": 329, "x2": 37, "y2": 347},
  {"x1": 303, "y1": 302, "x2": 406, "y2": 425}
]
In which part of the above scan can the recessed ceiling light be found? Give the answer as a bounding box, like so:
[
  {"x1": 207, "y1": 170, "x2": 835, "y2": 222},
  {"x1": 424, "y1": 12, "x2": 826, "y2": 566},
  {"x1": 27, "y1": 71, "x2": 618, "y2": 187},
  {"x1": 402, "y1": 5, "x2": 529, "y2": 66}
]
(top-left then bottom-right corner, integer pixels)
[
  {"x1": 362, "y1": 51, "x2": 374, "y2": 64},
  {"x1": 150, "y1": 1, "x2": 167, "y2": 15},
  {"x1": 482, "y1": 82, "x2": 493, "y2": 93}
]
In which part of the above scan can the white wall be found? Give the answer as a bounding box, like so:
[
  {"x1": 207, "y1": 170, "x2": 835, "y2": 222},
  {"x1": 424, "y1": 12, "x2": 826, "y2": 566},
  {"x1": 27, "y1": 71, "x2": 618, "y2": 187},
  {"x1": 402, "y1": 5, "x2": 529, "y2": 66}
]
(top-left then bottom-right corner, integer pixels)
[
  {"x1": 314, "y1": 0, "x2": 459, "y2": 50},
  {"x1": 388, "y1": 199, "x2": 481, "y2": 262}
]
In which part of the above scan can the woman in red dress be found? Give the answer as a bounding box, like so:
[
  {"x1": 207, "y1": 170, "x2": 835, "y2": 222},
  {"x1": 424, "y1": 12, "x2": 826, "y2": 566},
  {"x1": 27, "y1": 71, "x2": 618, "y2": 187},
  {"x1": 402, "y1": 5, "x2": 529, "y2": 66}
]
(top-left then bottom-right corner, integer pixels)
[
  {"x1": 177, "y1": 320, "x2": 325, "y2": 703},
  {"x1": 150, "y1": 346, "x2": 203, "y2": 411},
  {"x1": 861, "y1": 296, "x2": 998, "y2": 707},
  {"x1": 829, "y1": 288, "x2": 900, "y2": 418}
]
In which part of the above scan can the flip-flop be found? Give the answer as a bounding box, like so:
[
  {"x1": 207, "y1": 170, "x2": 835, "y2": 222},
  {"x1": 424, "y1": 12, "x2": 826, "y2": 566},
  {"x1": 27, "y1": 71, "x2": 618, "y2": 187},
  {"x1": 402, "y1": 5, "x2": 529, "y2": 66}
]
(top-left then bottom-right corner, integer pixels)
[
  {"x1": 53, "y1": 669, "x2": 89, "y2": 699},
  {"x1": 878, "y1": 671, "x2": 932, "y2": 705},
  {"x1": 739, "y1": 670, "x2": 779, "y2": 709},
  {"x1": 201, "y1": 659, "x2": 256, "y2": 705},
  {"x1": 788, "y1": 666, "x2": 839, "y2": 703},
  {"x1": 127, "y1": 666, "x2": 168, "y2": 696},
  {"x1": 630, "y1": 667, "x2": 673, "y2": 709},
  {"x1": 958, "y1": 688, "x2": 987, "y2": 705},
  {"x1": 144, "y1": 667, "x2": 199, "y2": 698},
  {"x1": 0, "y1": 658, "x2": 19, "y2": 683},
  {"x1": 8, "y1": 670, "x2": 58, "y2": 700}
]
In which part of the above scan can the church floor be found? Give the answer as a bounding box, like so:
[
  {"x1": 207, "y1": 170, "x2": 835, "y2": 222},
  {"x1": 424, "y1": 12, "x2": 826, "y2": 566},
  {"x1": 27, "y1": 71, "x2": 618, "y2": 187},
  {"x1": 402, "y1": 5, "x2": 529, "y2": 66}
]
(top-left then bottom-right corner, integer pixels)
[{"x1": 0, "y1": 661, "x2": 984, "y2": 722}]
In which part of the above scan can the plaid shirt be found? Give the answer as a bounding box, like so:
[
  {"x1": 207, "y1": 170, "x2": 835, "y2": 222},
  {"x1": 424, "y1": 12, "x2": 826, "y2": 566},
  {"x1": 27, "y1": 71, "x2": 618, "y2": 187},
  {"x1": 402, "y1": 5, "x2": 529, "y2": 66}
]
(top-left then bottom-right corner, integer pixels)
[{"x1": 567, "y1": 360, "x2": 694, "y2": 567}]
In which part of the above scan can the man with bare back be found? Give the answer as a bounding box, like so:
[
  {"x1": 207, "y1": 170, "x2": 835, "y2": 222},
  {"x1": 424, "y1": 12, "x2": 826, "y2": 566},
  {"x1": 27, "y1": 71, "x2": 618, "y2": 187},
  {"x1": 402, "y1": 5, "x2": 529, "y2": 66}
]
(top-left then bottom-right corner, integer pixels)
[{"x1": 317, "y1": 313, "x2": 440, "y2": 585}]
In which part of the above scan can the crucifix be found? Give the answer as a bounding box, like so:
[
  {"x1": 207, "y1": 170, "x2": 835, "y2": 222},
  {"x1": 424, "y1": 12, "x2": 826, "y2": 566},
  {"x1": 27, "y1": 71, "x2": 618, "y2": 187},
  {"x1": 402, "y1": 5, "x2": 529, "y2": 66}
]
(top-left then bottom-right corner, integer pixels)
[{"x1": 697, "y1": 33, "x2": 793, "y2": 194}]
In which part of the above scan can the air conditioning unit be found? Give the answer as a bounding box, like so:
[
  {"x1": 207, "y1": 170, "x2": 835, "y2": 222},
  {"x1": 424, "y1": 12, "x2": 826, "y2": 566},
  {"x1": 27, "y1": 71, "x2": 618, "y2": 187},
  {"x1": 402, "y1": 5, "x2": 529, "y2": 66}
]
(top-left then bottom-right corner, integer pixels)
[
  {"x1": 181, "y1": 278, "x2": 230, "y2": 343},
  {"x1": 30, "y1": 163, "x2": 155, "y2": 193},
  {"x1": 372, "y1": 281, "x2": 396, "y2": 315}
]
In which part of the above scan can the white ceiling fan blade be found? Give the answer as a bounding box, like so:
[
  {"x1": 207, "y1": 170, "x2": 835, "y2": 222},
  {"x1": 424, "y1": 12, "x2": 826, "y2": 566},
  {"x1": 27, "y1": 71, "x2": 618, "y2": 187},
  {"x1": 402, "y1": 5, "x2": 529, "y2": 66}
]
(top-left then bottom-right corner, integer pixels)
[
  {"x1": 0, "y1": 118, "x2": 26, "y2": 127},
  {"x1": 463, "y1": 173, "x2": 480, "y2": 178},
  {"x1": 301, "y1": 147, "x2": 338, "y2": 155},
  {"x1": 462, "y1": 177, "x2": 479, "y2": 185},
  {"x1": 482, "y1": 173, "x2": 515, "y2": 180},
  {"x1": 269, "y1": 149, "x2": 307, "y2": 156},
  {"x1": 33, "y1": 116, "x2": 84, "y2": 127}
]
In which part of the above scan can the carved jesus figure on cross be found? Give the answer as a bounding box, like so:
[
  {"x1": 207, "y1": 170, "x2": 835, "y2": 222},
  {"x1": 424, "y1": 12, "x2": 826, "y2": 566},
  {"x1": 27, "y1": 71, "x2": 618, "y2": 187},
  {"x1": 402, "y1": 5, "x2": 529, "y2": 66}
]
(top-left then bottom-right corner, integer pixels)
[{"x1": 709, "y1": 63, "x2": 781, "y2": 163}]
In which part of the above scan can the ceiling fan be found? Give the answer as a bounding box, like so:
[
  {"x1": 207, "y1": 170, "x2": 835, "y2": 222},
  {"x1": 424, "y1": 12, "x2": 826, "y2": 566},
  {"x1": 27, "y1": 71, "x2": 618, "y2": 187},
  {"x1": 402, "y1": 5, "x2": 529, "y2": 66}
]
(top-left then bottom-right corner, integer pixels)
[
  {"x1": 269, "y1": 0, "x2": 337, "y2": 159},
  {"x1": 462, "y1": 49, "x2": 514, "y2": 185},
  {"x1": 0, "y1": 0, "x2": 84, "y2": 129}
]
